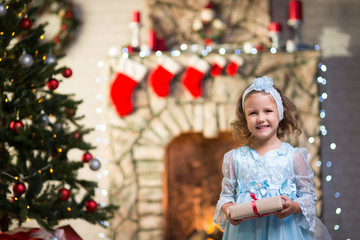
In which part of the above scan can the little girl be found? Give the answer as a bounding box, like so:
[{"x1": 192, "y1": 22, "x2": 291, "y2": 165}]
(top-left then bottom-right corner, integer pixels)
[{"x1": 214, "y1": 76, "x2": 331, "y2": 239}]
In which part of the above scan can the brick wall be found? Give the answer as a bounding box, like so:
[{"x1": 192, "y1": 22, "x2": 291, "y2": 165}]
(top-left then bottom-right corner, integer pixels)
[{"x1": 53, "y1": 0, "x2": 360, "y2": 239}]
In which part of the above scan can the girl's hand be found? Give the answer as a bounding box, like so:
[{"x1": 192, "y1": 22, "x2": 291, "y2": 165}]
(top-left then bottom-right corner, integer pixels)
[
  {"x1": 221, "y1": 202, "x2": 243, "y2": 226},
  {"x1": 274, "y1": 195, "x2": 302, "y2": 219}
]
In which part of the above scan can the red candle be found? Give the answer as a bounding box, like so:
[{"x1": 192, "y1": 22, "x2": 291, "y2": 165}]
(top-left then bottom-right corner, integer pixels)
[
  {"x1": 156, "y1": 38, "x2": 166, "y2": 51},
  {"x1": 268, "y1": 22, "x2": 282, "y2": 32},
  {"x1": 289, "y1": 0, "x2": 302, "y2": 20},
  {"x1": 132, "y1": 11, "x2": 140, "y2": 23},
  {"x1": 148, "y1": 30, "x2": 156, "y2": 51}
]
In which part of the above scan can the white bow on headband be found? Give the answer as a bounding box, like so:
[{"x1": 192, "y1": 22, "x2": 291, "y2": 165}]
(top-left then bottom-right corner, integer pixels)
[{"x1": 241, "y1": 76, "x2": 284, "y2": 121}]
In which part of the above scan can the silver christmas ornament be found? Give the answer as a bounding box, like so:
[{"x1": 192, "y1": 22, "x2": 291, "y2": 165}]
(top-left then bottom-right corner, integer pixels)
[
  {"x1": 54, "y1": 122, "x2": 63, "y2": 130},
  {"x1": 39, "y1": 110, "x2": 49, "y2": 126},
  {"x1": 89, "y1": 158, "x2": 101, "y2": 171},
  {"x1": 45, "y1": 52, "x2": 57, "y2": 64},
  {"x1": 19, "y1": 51, "x2": 33, "y2": 68},
  {"x1": 39, "y1": 115, "x2": 49, "y2": 126},
  {"x1": 0, "y1": 3, "x2": 7, "y2": 16}
]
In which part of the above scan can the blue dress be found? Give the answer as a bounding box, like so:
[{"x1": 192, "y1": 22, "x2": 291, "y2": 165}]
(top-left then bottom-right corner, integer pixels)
[{"x1": 214, "y1": 142, "x2": 322, "y2": 240}]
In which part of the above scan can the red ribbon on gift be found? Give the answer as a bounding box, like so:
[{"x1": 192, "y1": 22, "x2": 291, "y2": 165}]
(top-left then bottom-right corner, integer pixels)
[
  {"x1": 0, "y1": 229, "x2": 43, "y2": 240},
  {"x1": 250, "y1": 192, "x2": 261, "y2": 216}
]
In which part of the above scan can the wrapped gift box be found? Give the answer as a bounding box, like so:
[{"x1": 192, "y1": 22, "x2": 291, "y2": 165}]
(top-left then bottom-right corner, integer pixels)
[
  {"x1": 0, "y1": 225, "x2": 82, "y2": 240},
  {"x1": 229, "y1": 195, "x2": 283, "y2": 220},
  {"x1": 0, "y1": 227, "x2": 65, "y2": 240},
  {"x1": 58, "y1": 225, "x2": 83, "y2": 240}
]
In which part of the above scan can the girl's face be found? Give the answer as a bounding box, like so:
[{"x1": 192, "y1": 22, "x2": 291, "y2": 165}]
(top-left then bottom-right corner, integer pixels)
[{"x1": 243, "y1": 92, "x2": 280, "y2": 143}]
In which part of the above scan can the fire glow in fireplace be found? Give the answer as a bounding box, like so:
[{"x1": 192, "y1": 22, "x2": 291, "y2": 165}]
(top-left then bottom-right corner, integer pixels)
[{"x1": 164, "y1": 132, "x2": 237, "y2": 240}]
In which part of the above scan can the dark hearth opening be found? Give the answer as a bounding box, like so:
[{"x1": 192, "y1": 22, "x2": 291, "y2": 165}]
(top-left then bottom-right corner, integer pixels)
[{"x1": 164, "y1": 132, "x2": 237, "y2": 240}]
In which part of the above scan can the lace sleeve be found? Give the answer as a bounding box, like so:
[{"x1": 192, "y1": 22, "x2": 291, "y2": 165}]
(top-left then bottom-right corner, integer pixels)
[
  {"x1": 293, "y1": 148, "x2": 317, "y2": 233},
  {"x1": 213, "y1": 150, "x2": 237, "y2": 230}
]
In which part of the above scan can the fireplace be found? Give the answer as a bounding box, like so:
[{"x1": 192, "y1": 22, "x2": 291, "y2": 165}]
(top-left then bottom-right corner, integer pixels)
[
  {"x1": 164, "y1": 132, "x2": 237, "y2": 240},
  {"x1": 106, "y1": 51, "x2": 321, "y2": 240}
]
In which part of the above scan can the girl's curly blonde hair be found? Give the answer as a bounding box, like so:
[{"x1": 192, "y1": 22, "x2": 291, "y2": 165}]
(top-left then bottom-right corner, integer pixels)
[{"x1": 230, "y1": 83, "x2": 302, "y2": 145}]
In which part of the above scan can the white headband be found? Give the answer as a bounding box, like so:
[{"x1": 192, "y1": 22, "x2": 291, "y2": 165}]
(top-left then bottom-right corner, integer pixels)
[{"x1": 241, "y1": 76, "x2": 284, "y2": 121}]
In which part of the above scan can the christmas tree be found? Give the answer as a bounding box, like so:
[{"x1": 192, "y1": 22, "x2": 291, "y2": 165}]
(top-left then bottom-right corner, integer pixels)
[{"x1": 0, "y1": 0, "x2": 116, "y2": 233}]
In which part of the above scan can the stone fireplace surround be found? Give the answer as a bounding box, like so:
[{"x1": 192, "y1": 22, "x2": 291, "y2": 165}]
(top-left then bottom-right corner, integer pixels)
[{"x1": 105, "y1": 51, "x2": 321, "y2": 240}]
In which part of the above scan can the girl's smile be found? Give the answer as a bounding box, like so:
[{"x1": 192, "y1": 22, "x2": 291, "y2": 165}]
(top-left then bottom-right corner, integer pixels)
[{"x1": 257, "y1": 125, "x2": 270, "y2": 129}]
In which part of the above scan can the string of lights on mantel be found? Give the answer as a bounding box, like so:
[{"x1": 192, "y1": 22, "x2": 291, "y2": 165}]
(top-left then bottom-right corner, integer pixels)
[{"x1": 108, "y1": 42, "x2": 318, "y2": 60}]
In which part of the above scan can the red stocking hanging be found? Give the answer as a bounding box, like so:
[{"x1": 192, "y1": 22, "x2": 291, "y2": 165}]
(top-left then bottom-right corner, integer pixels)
[
  {"x1": 226, "y1": 55, "x2": 244, "y2": 76},
  {"x1": 148, "y1": 56, "x2": 182, "y2": 97},
  {"x1": 181, "y1": 56, "x2": 210, "y2": 98},
  {"x1": 210, "y1": 55, "x2": 226, "y2": 76},
  {"x1": 110, "y1": 58, "x2": 147, "y2": 116}
]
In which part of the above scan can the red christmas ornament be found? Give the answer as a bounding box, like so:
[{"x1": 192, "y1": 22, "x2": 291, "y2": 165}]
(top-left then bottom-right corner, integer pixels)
[
  {"x1": 10, "y1": 120, "x2": 24, "y2": 134},
  {"x1": 82, "y1": 152, "x2": 93, "y2": 163},
  {"x1": 65, "y1": 108, "x2": 75, "y2": 117},
  {"x1": 13, "y1": 182, "x2": 26, "y2": 196},
  {"x1": 62, "y1": 68, "x2": 73, "y2": 78},
  {"x1": 46, "y1": 78, "x2": 59, "y2": 90},
  {"x1": 85, "y1": 199, "x2": 97, "y2": 213},
  {"x1": 58, "y1": 188, "x2": 71, "y2": 201},
  {"x1": 74, "y1": 131, "x2": 81, "y2": 139},
  {"x1": 19, "y1": 18, "x2": 32, "y2": 30}
]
